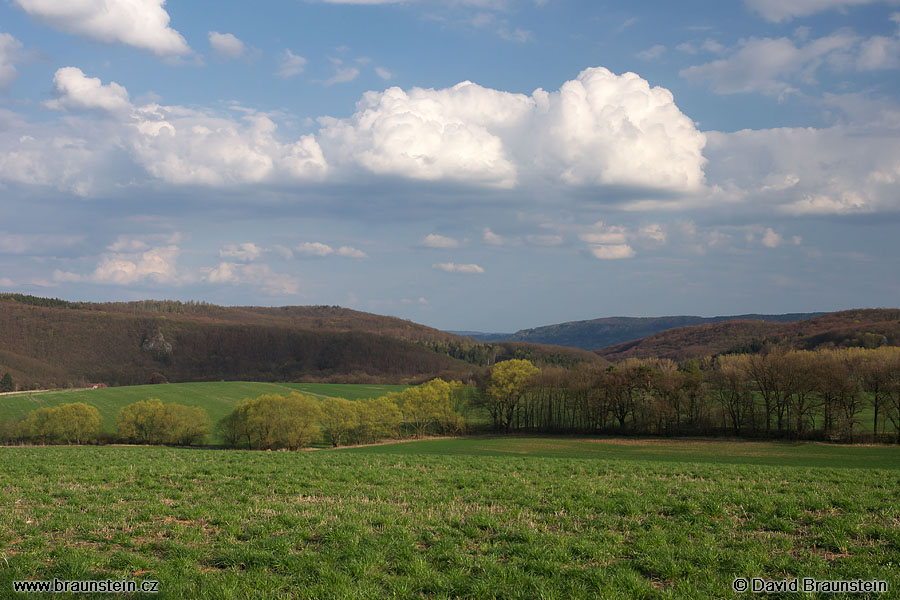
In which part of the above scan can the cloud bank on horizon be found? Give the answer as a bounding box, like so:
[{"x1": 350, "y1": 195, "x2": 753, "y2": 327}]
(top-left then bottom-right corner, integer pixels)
[{"x1": 0, "y1": 0, "x2": 898, "y2": 330}]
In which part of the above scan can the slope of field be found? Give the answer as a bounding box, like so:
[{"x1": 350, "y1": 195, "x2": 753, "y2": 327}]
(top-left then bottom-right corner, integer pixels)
[
  {"x1": 598, "y1": 308, "x2": 900, "y2": 360},
  {"x1": 1, "y1": 439, "x2": 898, "y2": 599},
  {"x1": 456, "y1": 313, "x2": 823, "y2": 350},
  {"x1": 0, "y1": 382, "x2": 407, "y2": 440}
]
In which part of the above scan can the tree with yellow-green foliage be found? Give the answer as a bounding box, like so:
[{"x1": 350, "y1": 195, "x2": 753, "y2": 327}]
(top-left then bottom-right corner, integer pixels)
[
  {"x1": 396, "y1": 378, "x2": 464, "y2": 438},
  {"x1": 163, "y1": 403, "x2": 209, "y2": 445},
  {"x1": 20, "y1": 402, "x2": 102, "y2": 444},
  {"x1": 483, "y1": 359, "x2": 541, "y2": 432},
  {"x1": 356, "y1": 395, "x2": 402, "y2": 443},
  {"x1": 117, "y1": 398, "x2": 170, "y2": 444},
  {"x1": 319, "y1": 397, "x2": 359, "y2": 447},
  {"x1": 117, "y1": 398, "x2": 209, "y2": 445},
  {"x1": 222, "y1": 393, "x2": 321, "y2": 450}
]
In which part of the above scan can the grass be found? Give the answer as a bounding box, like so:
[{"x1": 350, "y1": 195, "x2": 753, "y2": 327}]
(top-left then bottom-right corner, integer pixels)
[
  {"x1": 2, "y1": 437, "x2": 899, "y2": 599},
  {"x1": 0, "y1": 382, "x2": 408, "y2": 440}
]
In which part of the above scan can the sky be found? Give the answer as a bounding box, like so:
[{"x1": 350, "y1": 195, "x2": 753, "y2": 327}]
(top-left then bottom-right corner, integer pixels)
[{"x1": 1, "y1": 0, "x2": 899, "y2": 332}]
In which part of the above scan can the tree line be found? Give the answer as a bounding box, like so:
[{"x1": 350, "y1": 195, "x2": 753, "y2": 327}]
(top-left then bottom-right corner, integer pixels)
[
  {"x1": 0, "y1": 378, "x2": 469, "y2": 448},
  {"x1": 473, "y1": 348, "x2": 900, "y2": 443}
]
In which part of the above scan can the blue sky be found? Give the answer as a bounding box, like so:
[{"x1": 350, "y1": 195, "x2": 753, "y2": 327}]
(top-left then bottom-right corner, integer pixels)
[{"x1": 1, "y1": 0, "x2": 899, "y2": 332}]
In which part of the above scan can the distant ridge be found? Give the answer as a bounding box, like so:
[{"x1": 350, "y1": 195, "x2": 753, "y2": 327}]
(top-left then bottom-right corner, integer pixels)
[
  {"x1": 596, "y1": 309, "x2": 900, "y2": 361},
  {"x1": 452, "y1": 313, "x2": 825, "y2": 350}
]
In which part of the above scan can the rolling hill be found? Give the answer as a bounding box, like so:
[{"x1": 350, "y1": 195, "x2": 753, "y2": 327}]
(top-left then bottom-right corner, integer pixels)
[
  {"x1": 0, "y1": 294, "x2": 602, "y2": 389},
  {"x1": 596, "y1": 309, "x2": 900, "y2": 361},
  {"x1": 454, "y1": 312, "x2": 823, "y2": 350}
]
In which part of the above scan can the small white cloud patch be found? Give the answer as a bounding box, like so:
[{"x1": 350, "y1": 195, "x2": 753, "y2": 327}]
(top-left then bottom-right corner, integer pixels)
[
  {"x1": 432, "y1": 263, "x2": 485, "y2": 274},
  {"x1": 209, "y1": 32, "x2": 245, "y2": 59},
  {"x1": 278, "y1": 49, "x2": 307, "y2": 78},
  {"x1": 421, "y1": 234, "x2": 459, "y2": 248}
]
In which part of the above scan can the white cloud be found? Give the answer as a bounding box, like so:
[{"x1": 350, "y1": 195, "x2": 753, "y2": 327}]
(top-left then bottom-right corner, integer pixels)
[
  {"x1": 207, "y1": 262, "x2": 300, "y2": 295},
  {"x1": 296, "y1": 242, "x2": 335, "y2": 256},
  {"x1": 580, "y1": 222, "x2": 636, "y2": 258},
  {"x1": 590, "y1": 244, "x2": 635, "y2": 260},
  {"x1": 744, "y1": 0, "x2": 886, "y2": 22},
  {"x1": 421, "y1": 233, "x2": 459, "y2": 248},
  {"x1": 432, "y1": 262, "x2": 485, "y2": 273},
  {"x1": 636, "y1": 44, "x2": 666, "y2": 60},
  {"x1": 680, "y1": 33, "x2": 858, "y2": 95},
  {"x1": 375, "y1": 66, "x2": 392, "y2": 80},
  {"x1": 639, "y1": 224, "x2": 667, "y2": 243},
  {"x1": 15, "y1": 0, "x2": 190, "y2": 57},
  {"x1": 482, "y1": 227, "x2": 507, "y2": 246},
  {"x1": 760, "y1": 227, "x2": 783, "y2": 248},
  {"x1": 277, "y1": 49, "x2": 307, "y2": 79},
  {"x1": 30, "y1": 67, "x2": 329, "y2": 188},
  {"x1": 529, "y1": 67, "x2": 707, "y2": 190},
  {"x1": 209, "y1": 32, "x2": 245, "y2": 59},
  {"x1": 0, "y1": 34, "x2": 23, "y2": 90},
  {"x1": 219, "y1": 242, "x2": 264, "y2": 262},
  {"x1": 319, "y1": 66, "x2": 706, "y2": 192},
  {"x1": 857, "y1": 15, "x2": 900, "y2": 69},
  {"x1": 579, "y1": 223, "x2": 627, "y2": 244},
  {"x1": 44, "y1": 67, "x2": 131, "y2": 114},
  {"x1": 89, "y1": 245, "x2": 180, "y2": 285},
  {"x1": 337, "y1": 245, "x2": 368, "y2": 259},
  {"x1": 705, "y1": 124, "x2": 900, "y2": 215},
  {"x1": 325, "y1": 66, "x2": 360, "y2": 86}
]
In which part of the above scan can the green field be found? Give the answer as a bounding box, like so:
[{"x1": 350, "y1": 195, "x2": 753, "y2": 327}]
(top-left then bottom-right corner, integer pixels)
[
  {"x1": 2, "y1": 437, "x2": 899, "y2": 599},
  {"x1": 0, "y1": 382, "x2": 409, "y2": 441}
]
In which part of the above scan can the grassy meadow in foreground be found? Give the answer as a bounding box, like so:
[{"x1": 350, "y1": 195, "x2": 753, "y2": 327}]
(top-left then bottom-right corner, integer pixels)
[{"x1": 2, "y1": 437, "x2": 899, "y2": 599}]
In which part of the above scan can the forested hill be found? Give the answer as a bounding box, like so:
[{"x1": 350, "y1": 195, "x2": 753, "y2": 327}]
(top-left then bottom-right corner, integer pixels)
[
  {"x1": 0, "y1": 294, "x2": 602, "y2": 389},
  {"x1": 596, "y1": 309, "x2": 900, "y2": 361},
  {"x1": 455, "y1": 313, "x2": 823, "y2": 350}
]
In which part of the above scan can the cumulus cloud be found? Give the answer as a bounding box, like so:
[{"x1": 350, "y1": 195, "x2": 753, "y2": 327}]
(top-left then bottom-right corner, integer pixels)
[
  {"x1": 857, "y1": 14, "x2": 900, "y2": 69},
  {"x1": 277, "y1": 49, "x2": 307, "y2": 78},
  {"x1": 294, "y1": 242, "x2": 366, "y2": 259},
  {"x1": 0, "y1": 34, "x2": 23, "y2": 90},
  {"x1": 219, "y1": 242, "x2": 264, "y2": 262},
  {"x1": 482, "y1": 228, "x2": 508, "y2": 246},
  {"x1": 744, "y1": 0, "x2": 885, "y2": 22},
  {"x1": 14, "y1": 0, "x2": 190, "y2": 57},
  {"x1": 209, "y1": 32, "x2": 245, "y2": 59},
  {"x1": 590, "y1": 244, "x2": 635, "y2": 260},
  {"x1": 207, "y1": 262, "x2": 300, "y2": 295},
  {"x1": 421, "y1": 233, "x2": 459, "y2": 248},
  {"x1": 296, "y1": 242, "x2": 335, "y2": 257},
  {"x1": 44, "y1": 67, "x2": 131, "y2": 114},
  {"x1": 375, "y1": 66, "x2": 392, "y2": 80},
  {"x1": 24, "y1": 67, "x2": 329, "y2": 189},
  {"x1": 580, "y1": 222, "x2": 635, "y2": 259},
  {"x1": 680, "y1": 33, "x2": 858, "y2": 95},
  {"x1": 432, "y1": 262, "x2": 485, "y2": 273},
  {"x1": 639, "y1": 224, "x2": 667, "y2": 243},
  {"x1": 760, "y1": 227, "x2": 783, "y2": 248},
  {"x1": 705, "y1": 124, "x2": 900, "y2": 215},
  {"x1": 337, "y1": 245, "x2": 368, "y2": 259},
  {"x1": 59, "y1": 244, "x2": 182, "y2": 285},
  {"x1": 319, "y1": 66, "x2": 706, "y2": 192}
]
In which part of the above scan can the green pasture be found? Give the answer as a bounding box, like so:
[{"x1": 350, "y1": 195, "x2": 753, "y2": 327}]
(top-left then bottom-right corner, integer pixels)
[
  {"x1": 2, "y1": 437, "x2": 899, "y2": 599},
  {"x1": 0, "y1": 382, "x2": 408, "y2": 438}
]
